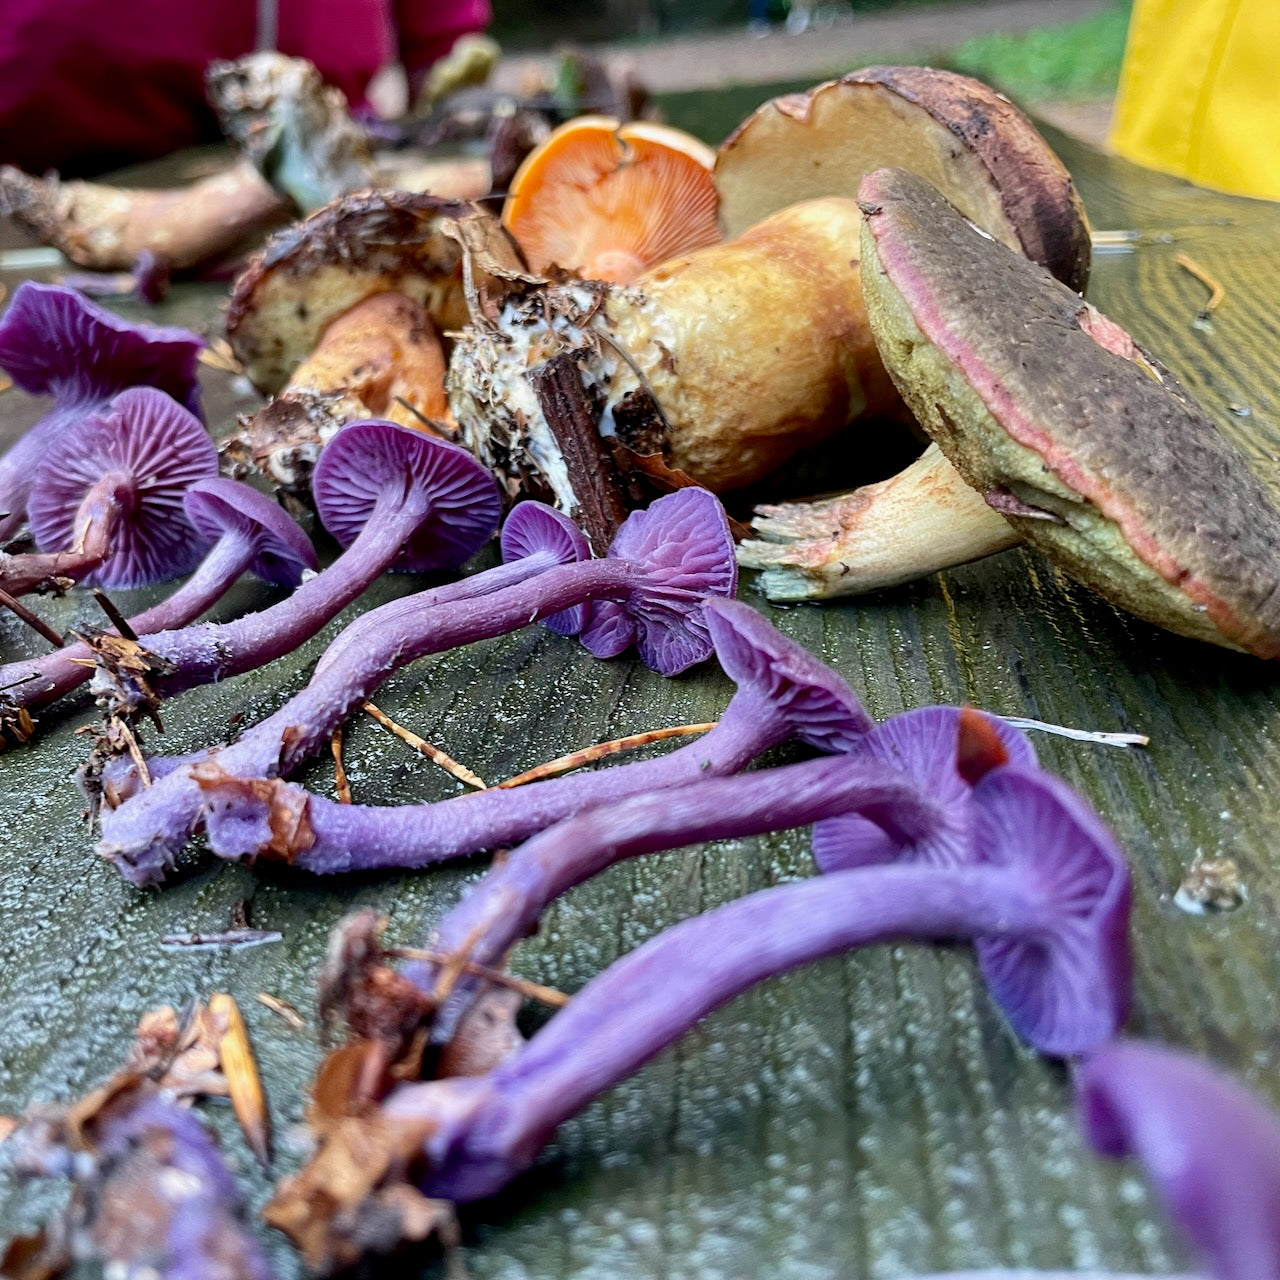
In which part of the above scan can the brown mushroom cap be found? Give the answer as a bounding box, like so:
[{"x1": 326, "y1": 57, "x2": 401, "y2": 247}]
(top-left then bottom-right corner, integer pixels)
[
  {"x1": 226, "y1": 190, "x2": 482, "y2": 396},
  {"x1": 859, "y1": 166, "x2": 1280, "y2": 658},
  {"x1": 715, "y1": 65, "x2": 1090, "y2": 294}
]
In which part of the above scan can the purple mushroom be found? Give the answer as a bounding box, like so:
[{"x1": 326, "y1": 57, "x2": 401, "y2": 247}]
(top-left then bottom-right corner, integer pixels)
[
  {"x1": 0, "y1": 282, "x2": 203, "y2": 543},
  {"x1": 3, "y1": 386, "x2": 218, "y2": 594},
  {"x1": 95, "y1": 488, "x2": 737, "y2": 886},
  {"x1": 95, "y1": 418, "x2": 502, "y2": 707},
  {"x1": 10, "y1": 1092, "x2": 273, "y2": 1280},
  {"x1": 365, "y1": 760, "x2": 1130, "y2": 1205},
  {"x1": 194, "y1": 595, "x2": 873, "y2": 871},
  {"x1": 0, "y1": 477, "x2": 314, "y2": 724},
  {"x1": 1078, "y1": 1040, "x2": 1280, "y2": 1280}
]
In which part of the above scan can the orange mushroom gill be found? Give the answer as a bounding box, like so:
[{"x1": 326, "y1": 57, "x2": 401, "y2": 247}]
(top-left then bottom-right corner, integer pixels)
[{"x1": 502, "y1": 115, "x2": 721, "y2": 283}]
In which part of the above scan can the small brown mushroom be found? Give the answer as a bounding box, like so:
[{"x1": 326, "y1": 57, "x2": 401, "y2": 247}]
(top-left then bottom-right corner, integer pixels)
[
  {"x1": 858, "y1": 166, "x2": 1280, "y2": 656},
  {"x1": 224, "y1": 190, "x2": 521, "y2": 495}
]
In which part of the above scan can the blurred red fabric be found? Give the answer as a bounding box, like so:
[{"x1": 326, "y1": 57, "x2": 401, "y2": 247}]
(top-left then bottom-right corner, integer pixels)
[{"x1": 0, "y1": 0, "x2": 491, "y2": 176}]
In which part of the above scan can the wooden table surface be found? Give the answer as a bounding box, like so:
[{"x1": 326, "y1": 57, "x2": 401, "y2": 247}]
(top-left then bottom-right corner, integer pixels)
[{"x1": 2, "y1": 125, "x2": 1280, "y2": 1279}]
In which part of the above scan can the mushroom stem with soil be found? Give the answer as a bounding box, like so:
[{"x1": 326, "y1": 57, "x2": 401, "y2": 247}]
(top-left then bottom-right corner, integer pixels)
[
  {"x1": 293, "y1": 761, "x2": 1129, "y2": 1221},
  {"x1": 0, "y1": 283, "x2": 203, "y2": 543},
  {"x1": 191, "y1": 596, "x2": 872, "y2": 869},
  {"x1": 94, "y1": 488, "x2": 737, "y2": 886},
  {"x1": 0, "y1": 478, "x2": 314, "y2": 728}
]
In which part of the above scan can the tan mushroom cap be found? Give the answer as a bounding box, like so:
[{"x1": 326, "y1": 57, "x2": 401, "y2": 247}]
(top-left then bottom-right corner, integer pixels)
[
  {"x1": 226, "y1": 190, "x2": 487, "y2": 396},
  {"x1": 716, "y1": 65, "x2": 1091, "y2": 294}
]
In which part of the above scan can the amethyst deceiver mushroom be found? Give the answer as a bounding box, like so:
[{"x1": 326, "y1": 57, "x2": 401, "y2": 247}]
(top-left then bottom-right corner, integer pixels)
[
  {"x1": 0, "y1": 478, "x2": 313, "y2": 727},
  {"x1": 856, "y1": 166, "x2": 1280, "y2": 655},
  {"x1": 8, "y1": 1093, "x2": 273, "y2": 1280},
  {"x1": 1078, "y1": 1040, "x2": 1280, "y2": 1280},
  {"x1": 7, "y1": 386, "x2": 218, "y2": 593},
  {"x1": 0, "y1": 282, "x2": 203, "y2": 543},
  {"x1": 91, "y1": 419, "x2": 501, "y2": 712},
  {"x1": 331, "y1": 760, "x2": 1130, "y2": 1208},
  {"x1": 193, "y1": 595, "x2": 872, "y2": 870},
  {"x1": 94, "y1": 488, "x2": 737, "y2": 885}
]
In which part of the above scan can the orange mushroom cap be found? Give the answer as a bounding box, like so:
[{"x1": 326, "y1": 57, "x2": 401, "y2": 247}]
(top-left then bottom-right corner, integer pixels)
[{"x1": 502, "y1": 115, "x2": 721, "y2": 284}]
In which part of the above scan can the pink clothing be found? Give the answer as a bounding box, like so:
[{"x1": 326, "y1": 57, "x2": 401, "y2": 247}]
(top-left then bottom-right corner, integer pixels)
[{"x1": 0, "y1": 0, "x2": 491, "y2": 177}]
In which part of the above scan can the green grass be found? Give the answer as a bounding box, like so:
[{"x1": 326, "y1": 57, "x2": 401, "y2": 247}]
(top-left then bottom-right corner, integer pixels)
[{"x1": 943, "y1": 3, "x2": 1132, "y2": 101}]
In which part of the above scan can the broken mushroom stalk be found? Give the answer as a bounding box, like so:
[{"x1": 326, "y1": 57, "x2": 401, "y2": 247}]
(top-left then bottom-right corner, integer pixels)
[
  {"x1": 94, "y1": 488, "x2": 737, "y2": 886},
  {"x1": 222, "y1": 191, "x2": 516, "y2": 497},
  {"x1": 271, "y1": 758, "x2": 1130, "y2": 1246},
  {"x1": 0, "y1": 478, "x2": 314, "y2": 733},
  {"x1": 857, "y1": 167, "x2": 1280, "y2": 655},
  {"x1": 0, "y1": 160, "x2": 290, "y2": 274},
  {"x1": 1, "y1": 386, "x2": 218, "y2": 598},
  {"x1": 191, "y1": 596, "x2": 872, "y2": 870},
  {"x1": 0, "y1": 283, "x2": 204, "y2": 544}
]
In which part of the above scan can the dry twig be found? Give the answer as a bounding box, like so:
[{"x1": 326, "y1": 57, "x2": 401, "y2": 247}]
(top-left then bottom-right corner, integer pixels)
[
  {"x1": 362, "y1": 700, "x2": 487, "y2": 790},
  {"x1": 498, "y1": 721, "x2": 718, "y2": 788}
]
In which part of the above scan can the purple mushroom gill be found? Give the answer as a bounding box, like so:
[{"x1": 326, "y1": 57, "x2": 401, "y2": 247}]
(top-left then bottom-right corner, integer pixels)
[
  {"x1": 96, "y1": 489, "x2": 737, "y2": 886},
  {"x1": 195, "y1": 596, "x2": 872, "y2": 872},
  {"x1": 0, "y1": 282, "x2": 203, "y2": 541},
  {"x1": 19, "y1": 386, "x2": 218, "y2": 590},
  {"x1": 0, "y1": 478, "x2": 314, "y2": 719},
  {"x1": 371, "y1": 761, "x2": 1130, "y2": 1204},
  {"x1": 102, "y1": 420, "x2": 502, "y2": 701},
  {"x1": 1078, "y1": 1040, "x2": 1280, "y2": 1280}
]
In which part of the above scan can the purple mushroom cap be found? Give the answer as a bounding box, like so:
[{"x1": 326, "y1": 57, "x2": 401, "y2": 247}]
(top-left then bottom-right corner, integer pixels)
[
  {"x1": 312, "y1": 421, "x2": 502, "y2": 572},
  {"x1": 26, "y1": 386, "x2": 218, "y2": 588},
  {"x1": 972, "y1": 767, "x2": 1132, "y2": 1057},
  {"x1": 184, "y1": 476, "x2": 317, "y2": 587},
  {"x1": 579, "y1": 487, "x2": 738, "y2": 675},
  {"x1": 499, "y1": 500, "x2": 592, "y2": 635},
  {"x1": 813, "y1": 707, "x2": 1037, "y2": 872},
  {"x1": 1078, "y1": 1039, "x2": 1280, "y2": 1280},
  {"x1": 0, "y1": 281, "x2": 202, "y2": 414},
  {"x1": 702, "y1": 597, "x2": 874, "y2": 751}
]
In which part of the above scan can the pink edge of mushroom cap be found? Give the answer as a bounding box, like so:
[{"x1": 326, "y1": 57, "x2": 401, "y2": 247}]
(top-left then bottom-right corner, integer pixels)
[
  {"x1": 183, "y1": 477, "x2": 317, "y2": 587},
  {"x1": 857, "y1": 167, "x2": 1255, "y2": 654}
]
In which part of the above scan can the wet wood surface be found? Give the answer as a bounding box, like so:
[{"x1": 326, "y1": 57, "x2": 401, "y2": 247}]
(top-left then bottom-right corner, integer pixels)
[{"x1": 2, "y1": 125, "x2": 1280, "y2": 1278}]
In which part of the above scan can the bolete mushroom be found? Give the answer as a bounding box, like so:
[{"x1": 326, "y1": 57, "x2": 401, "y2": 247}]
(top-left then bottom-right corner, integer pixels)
[
  {"x1": 224, "y1": 190, "x2": 517, "y2": 496},
  {"x1": 857, "y1": 167, "x2": 1280, "y2": 656},
  {"x1": 502, "y1": 115, "x2": 721, "y2": 282},
  {"x1": 450, "y1": 67, "x2": 1090, "y2": 554}
]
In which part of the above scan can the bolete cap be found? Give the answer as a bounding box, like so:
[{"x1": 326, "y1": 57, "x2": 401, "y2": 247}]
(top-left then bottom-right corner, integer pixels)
[
  {"x1": 859, "y1": 165, "x2": 1280, "y2": 657},
  {"x1": 701, "y1": 597, "x2": 873, "y2": 750},
  {"x1": 312, "y1": 419, "x2": 501, "y2": 572},
  {"x1": 0, "y1": 281, "x2": 203, "y2": 413},
  {"x1": 27, "y1": 387, "x2": 218, "y2": 588},
  {"x1": 971, "y1": 766, "x2": 1132, "y2": 1057},
  {"x1": 813, "y1": 706, "x2": 1036, "y2": 872},
  {"x1": 183, "y1": 477, "x2": 317, "y2": 587},
  {"x1": 499, "y1": 500, "x2": 592, "y2": 636},
  {"x1": 580, "y1": 487, "x2": 737, "y2": 676},
  {"x1": 226, "y1": 190, "x2": 482, "y2": 396}
]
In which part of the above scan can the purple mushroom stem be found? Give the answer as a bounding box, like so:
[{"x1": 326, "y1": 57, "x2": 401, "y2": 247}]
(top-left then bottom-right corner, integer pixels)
[
  {"x1": 0, "y1": 281, "x2": 203, "y2": 542},
  {"x1": 0, "y1": 478, "x2": 314, "y2": 717},
  {"x1": 378, "y1": 763, "x2": 1130, "y2": 1203},
  {"x1": 96, "y1": 489, "x2": 737, "y2": 886},
  {"x1": 196, "y1": 596, "x2": 872, "y2": 872},
  {"x1": 100, "y1": 419, "x2": 503, "y2": 700},
  {"x1": 1078, "y1": 1040, "x2": 1280, "y2": 1280}
]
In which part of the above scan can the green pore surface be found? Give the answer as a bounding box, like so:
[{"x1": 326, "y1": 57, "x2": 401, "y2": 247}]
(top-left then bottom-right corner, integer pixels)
[{"x1": 2, "y1": 131, "x2": 1280, "y2": 1277}]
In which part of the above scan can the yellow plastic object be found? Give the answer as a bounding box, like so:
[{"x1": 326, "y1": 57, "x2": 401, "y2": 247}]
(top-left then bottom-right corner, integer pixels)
[{"x1": 1109, "y1": 0, "x2": 1280, "y2": 201}]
